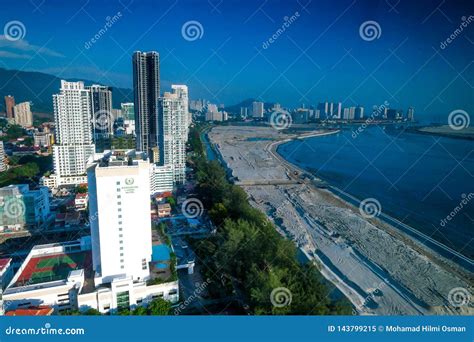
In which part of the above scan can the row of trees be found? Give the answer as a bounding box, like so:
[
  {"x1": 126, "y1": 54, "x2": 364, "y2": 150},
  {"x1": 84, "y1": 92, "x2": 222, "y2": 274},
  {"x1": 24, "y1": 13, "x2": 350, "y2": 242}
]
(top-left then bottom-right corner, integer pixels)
[
  {"x1": 188, "y1": 125, "x2": 352, "y2": 315},
  {"x1": 62, "y1": 298, "x2": 172, "y2": 316}
]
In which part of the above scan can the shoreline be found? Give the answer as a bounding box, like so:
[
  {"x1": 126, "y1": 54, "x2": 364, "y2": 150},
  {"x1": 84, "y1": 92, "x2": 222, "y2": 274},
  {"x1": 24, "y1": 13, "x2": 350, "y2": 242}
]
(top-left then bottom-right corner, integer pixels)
[
  {"x1": 208, "y1": 125, "x2": 473, "y2": 315},
  {"x1": 271, "y1": 133, "x2": 473, "y2": 272}
]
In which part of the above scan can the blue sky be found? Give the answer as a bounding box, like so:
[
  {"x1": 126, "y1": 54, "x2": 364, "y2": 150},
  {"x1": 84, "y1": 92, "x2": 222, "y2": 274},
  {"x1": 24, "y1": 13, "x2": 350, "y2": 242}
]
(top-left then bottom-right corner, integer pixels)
[{"x1": 0, "y1": 0, "x2": 473, "y2": 119}]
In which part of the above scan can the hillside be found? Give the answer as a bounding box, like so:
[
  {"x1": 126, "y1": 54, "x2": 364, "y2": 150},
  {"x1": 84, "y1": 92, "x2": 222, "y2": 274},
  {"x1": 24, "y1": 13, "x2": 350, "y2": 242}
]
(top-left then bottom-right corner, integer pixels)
[{"x1": 0, "y1": 68, "x2": 133, "y2": 116}]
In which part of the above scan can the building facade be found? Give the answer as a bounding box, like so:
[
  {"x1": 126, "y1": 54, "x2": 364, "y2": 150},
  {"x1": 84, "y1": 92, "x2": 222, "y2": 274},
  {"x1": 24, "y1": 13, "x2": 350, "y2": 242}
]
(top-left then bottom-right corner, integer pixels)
[
  {"x1": 13, "y1": 101, "x2": 33, "y2": 128},
  {"x1": 158, "y1": 86, "x2": 188, "y2": 184},
  {"x1": 87, "y1": 85, "x2": 113, "y2": 139},
  {"x1": 0, "y1": 141, "x2": 6, "y2": 172},
  {"x1": 4, "y1": 95, "x2": 15, "y2": 120},
  {"x1": 51, "y1": 81, "x2": 95, "y2": 187},
  {"x1": 88, "y1": 153, "x2": 153, "y2": 286},
  {"x1": 0, "y1": 184, "x2": 50, "y2": 232},
  {"x1": 133, "y1": 51, "x2": 160, "y2": 156}
]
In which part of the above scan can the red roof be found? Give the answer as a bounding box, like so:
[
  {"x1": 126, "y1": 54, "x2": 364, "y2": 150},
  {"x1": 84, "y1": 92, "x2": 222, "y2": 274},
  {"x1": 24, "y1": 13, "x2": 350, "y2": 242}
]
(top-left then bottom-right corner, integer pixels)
[
  {"x1": 5, "y1": 306, "x2": 53, "y2": 316},
  {"x1": 0, "y1": 258, "x2": 11, "y2": 272}
]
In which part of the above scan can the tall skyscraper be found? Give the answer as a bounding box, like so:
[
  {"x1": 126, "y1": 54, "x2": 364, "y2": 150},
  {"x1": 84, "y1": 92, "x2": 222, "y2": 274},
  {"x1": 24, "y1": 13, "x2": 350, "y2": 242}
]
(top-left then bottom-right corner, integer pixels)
[
  {"x1": 52, "y1": 80, "x2": 95, "y2": 186},
  {"x1": 87, "y1": 153, "x2": 152, "y2": 286},
  {"x1": 13, "y1": 102, "x2": 33, "y2": 127},
  {"x1": 4, "y1": 96, "x2": 15, "y2": 120},
  {"x1": 158, "y1": 85, "x2": 189, "y2": 183},
  {"x1": 132, "y1": 51, "x2": 160, "y2": 156},
  {"x1": 87, "y1": 85, "x2": 113, "y2": 139}
]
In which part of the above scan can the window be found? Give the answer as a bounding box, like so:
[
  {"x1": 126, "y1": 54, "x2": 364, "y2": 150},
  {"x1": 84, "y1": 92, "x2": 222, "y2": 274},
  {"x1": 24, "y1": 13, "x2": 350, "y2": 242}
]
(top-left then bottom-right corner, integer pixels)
[
  {"x1": 120, "y1": 247, "x2": 123, "y2": 250},
  {"x1": 119, "y1": 228, "x2": 122, "y2": 232},
  {"x1": 118, "y1": 221, "x2": 122, "y2": 225},
  {"x1": 116, "y1": 181, "x2": 120, "y2": 185},
  {"x1": 119, "y1": 240, "x2": 123, "y2": 244},
  {"x1": 136, "y1": 298, "x2": 143, "y2": 304},
  {"x1": 117, "y1": 202, "x2": 121, "y2": 205},
  {"x1": 119, "y1": 234, "x2": 123, "y2": 238},
  {"x1": 120, "y1": 253, "x2": 124, "y2": 257},
  {"x1": 116, "y1": 291, "x2": 129, "y2": 311}
]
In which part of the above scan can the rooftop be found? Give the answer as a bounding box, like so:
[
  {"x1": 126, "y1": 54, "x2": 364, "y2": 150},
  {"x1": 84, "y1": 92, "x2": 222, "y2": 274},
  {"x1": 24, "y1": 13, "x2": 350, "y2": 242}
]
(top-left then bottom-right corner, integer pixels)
[
  {"x1": 12, "y1": 250, "x2": 92, "y2": 287},
  {"x1": 0, "y1": 258, "x2": 12, "y2": 273},
  {"x1": 5, "y1": 306, "x2": 53, "y2": 316}
]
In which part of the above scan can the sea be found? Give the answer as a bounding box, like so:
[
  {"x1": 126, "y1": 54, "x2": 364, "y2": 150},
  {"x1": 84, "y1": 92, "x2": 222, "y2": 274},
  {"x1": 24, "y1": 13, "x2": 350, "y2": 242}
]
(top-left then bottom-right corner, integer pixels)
[{"x1": 277, "y1": 126, "x2": 474, "y2": 261}]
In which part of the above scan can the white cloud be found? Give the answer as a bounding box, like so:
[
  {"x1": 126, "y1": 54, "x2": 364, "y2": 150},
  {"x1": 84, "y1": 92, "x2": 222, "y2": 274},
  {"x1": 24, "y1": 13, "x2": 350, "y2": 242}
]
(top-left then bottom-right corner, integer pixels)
[
  {"x1": 0, "y1": 50, "x2": 30, "y2": 59},
  {"x1": 0, "y1": 35, "x2": 64, "y2": 58}
]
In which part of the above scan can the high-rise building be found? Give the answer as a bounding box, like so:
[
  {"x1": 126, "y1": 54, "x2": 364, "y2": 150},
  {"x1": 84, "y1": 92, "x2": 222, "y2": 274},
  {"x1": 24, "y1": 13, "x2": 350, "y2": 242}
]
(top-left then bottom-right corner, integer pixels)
[
  {"x1": 252, "y1": 101, "x2": 264, "y2": 118},
  {"x1": 4, "y1": 96, "x2": 15, "y2": 120},
  {"x1": 121, "y1": 103, "x2": 135, "y2": 120},
  {"x1": 172, "y1": 85, "x2": 190, "y2": 135},
  {"x1": 13, "y1": 102, "x2": 32, "y2": 127},
  {"x1": 0, "y1": 141, "x2": 6, "y2": 172},
  {"x1": 133, "y1": 51, "x2": 160, "y2": 155},
  {"x1": 158, "y1": 86, "x2": 188, "y2": 183},
  {"x1": 87, "y1": 153, "x2": 152, "y2": 286},
  {"x1": 240, "y1": 107, "x2": 248, "y2": 118},
  {"x1": 317, "y1": 102, "x2": 328, "y2": 119},
  {"x1": 51, "y1": 80, "x2": 95, "y2": 187},
  {"x1": 407, "y1": 107, "x2": 415, "y2": 121},
  {"x1": 355, "y1": 106, "x2": 364, "y2": 120},
  {"x1": 87, "y1": 85, "x2": 113, "y2": 139}
]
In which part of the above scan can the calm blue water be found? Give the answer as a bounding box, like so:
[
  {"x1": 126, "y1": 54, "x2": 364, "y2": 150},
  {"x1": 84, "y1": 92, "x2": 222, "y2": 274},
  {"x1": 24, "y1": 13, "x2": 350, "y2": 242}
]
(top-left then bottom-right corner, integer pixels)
[{"x1": 278, "y1": 127, "x2": 474, "y2": 259}]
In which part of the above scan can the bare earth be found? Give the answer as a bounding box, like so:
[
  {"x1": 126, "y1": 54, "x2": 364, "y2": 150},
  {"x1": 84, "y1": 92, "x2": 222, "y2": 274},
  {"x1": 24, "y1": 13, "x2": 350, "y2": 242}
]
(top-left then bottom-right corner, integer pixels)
[{"x1": 209, "y1": 125, "x2": 474, "y2": 315}]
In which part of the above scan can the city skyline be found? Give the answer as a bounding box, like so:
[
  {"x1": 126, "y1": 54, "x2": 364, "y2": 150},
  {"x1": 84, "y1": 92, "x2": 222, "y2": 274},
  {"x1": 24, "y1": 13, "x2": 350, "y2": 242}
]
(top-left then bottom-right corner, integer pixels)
[{"x1": 0, "y1": 0, "x2": 472, "y2": 119}]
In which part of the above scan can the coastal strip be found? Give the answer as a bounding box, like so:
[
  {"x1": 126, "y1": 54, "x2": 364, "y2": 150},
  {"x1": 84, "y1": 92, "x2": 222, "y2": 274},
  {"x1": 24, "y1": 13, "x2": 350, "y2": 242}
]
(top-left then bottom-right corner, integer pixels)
[{"x1": 208, "y1": 125, "x2": 473, "y2": 315}]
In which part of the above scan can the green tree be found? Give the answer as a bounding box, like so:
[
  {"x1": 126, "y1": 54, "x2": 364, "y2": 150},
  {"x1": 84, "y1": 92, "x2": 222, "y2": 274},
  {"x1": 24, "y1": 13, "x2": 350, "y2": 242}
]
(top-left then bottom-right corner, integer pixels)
[{"x1": 148, "y1": 298, "x2": 171, "y2": 315}]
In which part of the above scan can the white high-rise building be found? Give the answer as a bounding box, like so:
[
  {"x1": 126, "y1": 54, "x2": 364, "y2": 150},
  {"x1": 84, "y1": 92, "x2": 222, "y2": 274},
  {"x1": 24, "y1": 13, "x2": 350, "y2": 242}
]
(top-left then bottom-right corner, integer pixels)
[
  {"x1": 13, "y1": 101, "x2": 32, "y2": 128},
  {"x1": 87, "y1": 153, "x2": 152, "y2": 286},
  {"x1": 49, "y1": 81, "x2": 95, "y2": 187},
  {"x1": 172, "y1": 85, "x2": 190, "y2": 135},
  {"x1": 158, "y1": 85, "x2": 188, "y2": 184}
]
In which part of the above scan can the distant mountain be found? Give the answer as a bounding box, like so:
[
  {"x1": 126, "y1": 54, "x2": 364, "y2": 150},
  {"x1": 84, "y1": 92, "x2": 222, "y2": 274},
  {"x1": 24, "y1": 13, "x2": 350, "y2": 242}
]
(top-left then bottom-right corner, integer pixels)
[
  {"x1": 0, "y1": 68, "x2": 133, "y2": 116},
  {"x1": 225, "y1": 98, "x2": 274, "y2": 114}
]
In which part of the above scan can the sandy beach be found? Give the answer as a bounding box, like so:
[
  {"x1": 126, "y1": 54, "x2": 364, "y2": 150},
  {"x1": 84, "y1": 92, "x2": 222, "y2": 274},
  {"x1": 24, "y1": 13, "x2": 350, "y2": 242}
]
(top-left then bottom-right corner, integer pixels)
[{"x1": 208, "y1": 125, "x2": 473, "y2": 315}]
